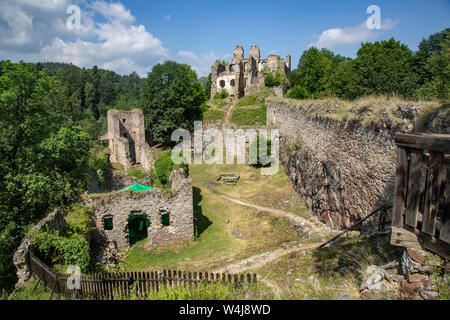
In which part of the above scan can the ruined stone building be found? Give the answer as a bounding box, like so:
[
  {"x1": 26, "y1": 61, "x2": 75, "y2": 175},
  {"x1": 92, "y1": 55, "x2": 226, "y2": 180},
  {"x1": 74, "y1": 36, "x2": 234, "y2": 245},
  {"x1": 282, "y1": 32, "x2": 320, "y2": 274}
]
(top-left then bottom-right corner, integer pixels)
[
  {"x1": 88, "y1": 168, "x2": 194, "y2": 250},
  {"x1": 100, "y1": 109, "x2": 154, "y2": 171},
  {"x1": 211, "y1": 45, "x2": 291, "y2": 98}
]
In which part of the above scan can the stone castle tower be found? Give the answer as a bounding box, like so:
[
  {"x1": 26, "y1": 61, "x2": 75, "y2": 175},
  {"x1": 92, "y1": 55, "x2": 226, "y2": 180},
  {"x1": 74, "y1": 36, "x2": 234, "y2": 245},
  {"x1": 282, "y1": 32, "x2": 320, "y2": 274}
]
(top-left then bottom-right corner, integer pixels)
[{"x1": 210, "y1": 45, "x2": 291, "y2": 98}]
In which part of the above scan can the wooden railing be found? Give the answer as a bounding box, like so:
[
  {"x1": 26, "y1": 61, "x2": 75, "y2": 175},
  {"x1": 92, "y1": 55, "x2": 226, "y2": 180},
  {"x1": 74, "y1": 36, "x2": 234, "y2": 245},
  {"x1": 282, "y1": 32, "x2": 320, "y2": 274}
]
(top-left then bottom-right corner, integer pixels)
[
  {"x1": 29, "y1": 252, "x2": 257, "y2": 300},
  {"x1": 391, "y1": 133, "x2": 450, "y2": 258}
]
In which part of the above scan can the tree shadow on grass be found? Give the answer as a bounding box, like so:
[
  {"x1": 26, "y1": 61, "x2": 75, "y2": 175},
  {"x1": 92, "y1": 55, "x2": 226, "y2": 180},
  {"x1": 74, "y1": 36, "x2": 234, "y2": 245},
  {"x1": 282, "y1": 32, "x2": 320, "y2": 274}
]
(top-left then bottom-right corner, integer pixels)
[{"x1": 193, "y1": 187, "x2": 212, "y2": 238}]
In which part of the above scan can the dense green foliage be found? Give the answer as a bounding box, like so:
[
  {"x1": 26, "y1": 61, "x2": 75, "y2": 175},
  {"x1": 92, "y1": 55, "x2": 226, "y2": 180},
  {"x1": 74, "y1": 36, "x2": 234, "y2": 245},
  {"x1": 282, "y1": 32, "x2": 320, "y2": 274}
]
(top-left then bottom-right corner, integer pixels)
[
  {"x1": 30, "y1": 228, "x2": 90, "y2": 273},
  {"x1": 199, "y1": 74, "x2": 212, "y2": 99},
  {"x1": 288, "y1": 29, "x2": 449, "y2": 103},
  {"x1": 213, "y1": 89, "x2": 229, "y2": 100},
  {"x1": 142, "y1": 61, "x2": 207, "y2": 145},
  {"x1": 153, "y1": 150, "x2": 189, "y2": 188},
  {"x1": 0, "y1": 61, "x2": 94, "y2": 290},
  {"x1": 0, "y1": 59, "x2": 207, "y2": 291},
  {"x1": 154, "y1": 151, "x2": 174, "y2": 186},
  {"x1": 264, "y1": 71, "x2": 283, "y2": 87}
]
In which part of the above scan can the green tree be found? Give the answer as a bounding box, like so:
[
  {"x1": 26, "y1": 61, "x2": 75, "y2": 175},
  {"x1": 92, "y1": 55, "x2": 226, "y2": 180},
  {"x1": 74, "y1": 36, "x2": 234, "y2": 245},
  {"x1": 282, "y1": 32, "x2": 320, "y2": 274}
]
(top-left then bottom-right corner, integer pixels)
[
  {"x1": 351, "y1": 38, "x2": 419, "y2": 98},
  {"x1": 0, "y1": 61, "x2": 92, "y2": 290},
  {"x1": 199, "y1": 74, "x2": 212, "y2": 99},
  {"x1": 141, "y1": 61, "x2": 207, "y2": 145},
  {"x1": 292, "y1": 47, "x2": 341, "y2": 98}
]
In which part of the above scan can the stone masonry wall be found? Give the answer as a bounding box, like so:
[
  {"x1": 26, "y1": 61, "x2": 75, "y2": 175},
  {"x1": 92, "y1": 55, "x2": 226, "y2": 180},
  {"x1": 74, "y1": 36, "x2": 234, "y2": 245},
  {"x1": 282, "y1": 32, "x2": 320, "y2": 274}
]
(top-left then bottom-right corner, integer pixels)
[
  {"x1": 13, "y1": 209, "x2": 66, "y2": 287},
  {"x1": 267, "y1": 98, "x2": 448, "y2": 230},
  {"x1": 86, "y1": 170, "x2": 194, "y2": 249}
]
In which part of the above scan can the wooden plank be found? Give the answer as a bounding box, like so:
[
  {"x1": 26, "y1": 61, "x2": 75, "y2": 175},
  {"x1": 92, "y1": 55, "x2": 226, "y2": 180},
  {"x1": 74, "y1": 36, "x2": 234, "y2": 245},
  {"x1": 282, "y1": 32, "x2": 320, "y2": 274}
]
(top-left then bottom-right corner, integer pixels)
[
  {"x1": 405, "y1": 149, "x2": 424, "y2": 228},
  {"x1": 395, "y1": 133, "x2": 450, "y2": 153},
  {"x1": 422, "y1": 152, "x2": 443, "y2": 236},
  {"x1": 391, "y1": 226, "x2": 450, "y2": 259},
  {"x1": 392, "y1": 146, "x2": 409, "y2": 227}
]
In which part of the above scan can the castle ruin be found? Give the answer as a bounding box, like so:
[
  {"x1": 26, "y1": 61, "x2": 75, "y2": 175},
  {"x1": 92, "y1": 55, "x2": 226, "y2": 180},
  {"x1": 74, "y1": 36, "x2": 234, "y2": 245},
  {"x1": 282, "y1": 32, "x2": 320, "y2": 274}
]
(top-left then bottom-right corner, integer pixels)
[
  {"x1": 100, "y1": 109, "x2": 154, "y2": 171},
  {"x1": 211, "y1": 45, "x2": 291, "y2": 98}
]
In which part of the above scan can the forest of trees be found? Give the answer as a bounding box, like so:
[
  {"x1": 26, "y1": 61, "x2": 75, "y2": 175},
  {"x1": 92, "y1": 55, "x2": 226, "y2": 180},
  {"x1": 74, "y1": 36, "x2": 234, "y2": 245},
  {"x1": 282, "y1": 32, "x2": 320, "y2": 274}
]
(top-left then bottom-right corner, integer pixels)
[
  {"x1": 0, "y1": 60, "x2": 207, "y2": 292},
  {"x1": 288, "y1": 28, "x2": 449, "y2": 104}
]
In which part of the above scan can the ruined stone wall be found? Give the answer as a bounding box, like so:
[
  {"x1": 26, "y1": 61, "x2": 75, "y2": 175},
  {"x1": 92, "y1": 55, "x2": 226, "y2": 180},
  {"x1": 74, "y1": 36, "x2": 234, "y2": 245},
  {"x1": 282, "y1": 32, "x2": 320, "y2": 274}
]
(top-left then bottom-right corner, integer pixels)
[
  {"x1": 211, "y1": 45, "x2": 291, "y2": 98},
  {"x1": 13, "y1": 209, "x2": 66, "y2": 287},
  {"x1": 87, "y1": 171, "x2": 194, "y2": 249},
  {"x1": 267, "y1": 98, "x2": 448, "y2": 230},
  {"x1": 101, "y1": 109, "x2": 154, "y2": 171}
]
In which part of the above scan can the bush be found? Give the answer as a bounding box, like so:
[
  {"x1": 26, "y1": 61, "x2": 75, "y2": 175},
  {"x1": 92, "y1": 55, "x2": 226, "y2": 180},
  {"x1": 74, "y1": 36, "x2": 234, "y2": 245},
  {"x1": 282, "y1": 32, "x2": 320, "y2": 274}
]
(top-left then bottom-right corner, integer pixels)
[
  {"x1": 64, "y1": 205, "x2": 94, "y2": 240},
  {"x1": 213, "y1": 90, "x2": 229, "y2": 100},
  {"x1": 154, "y1": 150, "x2": 189, "y2": 188},
  {"x1": 154, "y1": 151, "x2": 174, "y2": 187},
  {"x1": 31, "y1": 228, "x2": 90, "y2": 273},
  {"x1": 89, "y1": 148, "x2": 112, "y2": 185},
  {"x1": 264, "y1": 71, "x2": 283, "y2": 87},
  {"x1": 286, "y1": 86, "x2": 309, "y2": 99}
]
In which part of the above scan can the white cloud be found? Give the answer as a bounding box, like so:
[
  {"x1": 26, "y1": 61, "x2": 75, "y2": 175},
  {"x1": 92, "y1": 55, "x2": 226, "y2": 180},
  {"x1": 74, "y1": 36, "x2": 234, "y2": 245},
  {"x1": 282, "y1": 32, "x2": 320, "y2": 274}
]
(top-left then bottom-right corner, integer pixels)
[
  {"x1": 310, "y1": 19, "x2": 399, "y2": 49},
  {"x1": 176, "y1": 50, "x2": 218, "y2": 76},
  {"x1": 91, "y1": 0, "x2": 135, "y2": 24},
  {"x1": 163, "y1": 14, "x2": 171, "y2": 20},
  {"x1": 0, "y1": 0, "x2": 169, "y2": 76},
  {"x1": 0, "y1": 0, "x2": 220, "y2": 77}
]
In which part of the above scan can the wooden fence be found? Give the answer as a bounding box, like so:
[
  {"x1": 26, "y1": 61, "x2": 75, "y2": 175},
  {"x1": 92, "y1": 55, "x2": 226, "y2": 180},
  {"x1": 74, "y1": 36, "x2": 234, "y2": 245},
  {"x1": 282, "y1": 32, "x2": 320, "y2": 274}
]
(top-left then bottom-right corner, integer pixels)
[
  {"x1": 29, "y1": 252, "x2": 257, "y2": 300},
  {"x1": 391, "y1": 133, "x2": 450, "y2": 259}
]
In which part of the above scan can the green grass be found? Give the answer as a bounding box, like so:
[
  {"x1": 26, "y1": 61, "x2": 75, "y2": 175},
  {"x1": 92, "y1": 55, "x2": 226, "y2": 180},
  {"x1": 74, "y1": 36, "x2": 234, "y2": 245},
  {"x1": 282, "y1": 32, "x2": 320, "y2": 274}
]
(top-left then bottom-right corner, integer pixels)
[
  {"x1": 117, "y1": 163, "x2": 301, "y2": 273},
  {"x1": 128, "y1": 168, "x2": 147, "y2": 180},
  {"x1": 231, "y1": 104, "x2": 266, "y2": 126},
  {"x1": 10, "y1": 279, "x2": 55, "y2": 300},
  {"x1": 203, "y1": 108, "x2": 224, "y2": 122}
]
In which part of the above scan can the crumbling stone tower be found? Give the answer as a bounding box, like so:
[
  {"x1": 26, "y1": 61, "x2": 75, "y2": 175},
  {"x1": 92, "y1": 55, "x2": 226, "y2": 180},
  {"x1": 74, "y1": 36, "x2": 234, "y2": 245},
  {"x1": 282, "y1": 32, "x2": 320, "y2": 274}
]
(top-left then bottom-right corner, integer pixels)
[
  {"x1": 211, "y1": 45, "x2": 291, "y2": 98},
  {"x1": 100, "y1": 109, "x2": 153, "y2": 171}
]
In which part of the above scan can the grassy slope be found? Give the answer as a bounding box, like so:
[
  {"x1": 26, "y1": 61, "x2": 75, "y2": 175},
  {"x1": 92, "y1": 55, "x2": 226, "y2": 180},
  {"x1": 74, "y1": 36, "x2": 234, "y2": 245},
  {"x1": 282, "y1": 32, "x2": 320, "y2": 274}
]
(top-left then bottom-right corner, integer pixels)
[{"x1": 118, "y1": 164, "x2": 302, "y2": 272}]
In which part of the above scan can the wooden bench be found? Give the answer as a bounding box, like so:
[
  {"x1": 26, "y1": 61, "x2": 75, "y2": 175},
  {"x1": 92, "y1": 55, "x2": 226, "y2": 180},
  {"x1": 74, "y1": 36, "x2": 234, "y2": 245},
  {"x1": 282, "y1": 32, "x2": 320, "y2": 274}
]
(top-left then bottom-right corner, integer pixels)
[{"x1": 217, "y1": 173, "x2": 240, "y2": 184}]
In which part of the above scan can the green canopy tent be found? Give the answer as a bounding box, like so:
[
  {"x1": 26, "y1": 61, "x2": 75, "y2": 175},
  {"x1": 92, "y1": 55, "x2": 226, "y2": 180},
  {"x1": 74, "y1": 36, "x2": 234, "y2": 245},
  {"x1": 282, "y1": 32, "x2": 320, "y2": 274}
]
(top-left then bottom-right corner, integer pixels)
[{"x1": 120, "y1": 184, "x2": 154, "y2": 192}]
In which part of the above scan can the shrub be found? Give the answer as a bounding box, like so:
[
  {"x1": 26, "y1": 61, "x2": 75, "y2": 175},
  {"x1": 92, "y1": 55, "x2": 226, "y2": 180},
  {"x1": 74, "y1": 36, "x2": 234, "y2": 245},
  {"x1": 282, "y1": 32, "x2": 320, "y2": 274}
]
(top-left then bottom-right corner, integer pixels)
[
  {"x1": 213, "y1": 90, "x2": 229, "y2": 100},
  {"x1": 64, "y1": 205, "x2": 94, "y2": 240},
  {"x1": 286, "y1": 86, "x2": 309, "y2": 99},
  {"x1": 154, "y1": 151, "x2": 174, "y2": 187},
  {"x1": 264, "y1": 71, "x2": 283, "y2": 87},
  {"x1": 154, "y1": 150, "x2": 189, "y2": 188},
  {"x1": 89, "y1": 148, "x2": 112, "y2": 185},
  {"x1": 30, "y1": 228, "x2": 90, "y2": 273}
]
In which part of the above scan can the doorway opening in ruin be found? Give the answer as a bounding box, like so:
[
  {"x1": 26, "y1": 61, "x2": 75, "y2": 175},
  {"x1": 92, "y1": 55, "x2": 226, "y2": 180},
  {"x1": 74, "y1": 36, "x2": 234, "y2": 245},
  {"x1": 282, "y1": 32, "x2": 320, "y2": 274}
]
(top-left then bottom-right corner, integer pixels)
[{"x1": 128, "y1": 214, "x2": 150, "y2": 246}]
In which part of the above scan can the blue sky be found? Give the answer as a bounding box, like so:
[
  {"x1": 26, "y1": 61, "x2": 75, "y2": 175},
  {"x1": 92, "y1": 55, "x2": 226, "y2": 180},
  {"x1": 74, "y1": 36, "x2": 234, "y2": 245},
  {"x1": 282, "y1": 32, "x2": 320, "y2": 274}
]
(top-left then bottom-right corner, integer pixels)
[{"x1": 0, "y1": 0, "x2": 448, "y2": 76}]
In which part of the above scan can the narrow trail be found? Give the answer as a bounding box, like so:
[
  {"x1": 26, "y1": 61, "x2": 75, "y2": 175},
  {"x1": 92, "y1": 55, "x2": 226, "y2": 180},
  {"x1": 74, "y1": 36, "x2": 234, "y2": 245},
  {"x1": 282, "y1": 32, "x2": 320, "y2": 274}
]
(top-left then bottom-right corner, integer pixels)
[
  {"x1": 221, "y1": 100, "x2": 236, "y2": 134},
  {"x1": 211, "y1": 242, "x2": 318, "y2": 274},
  {"x1": 208, "y1": 185, "x2": 331, "y2": 235}
]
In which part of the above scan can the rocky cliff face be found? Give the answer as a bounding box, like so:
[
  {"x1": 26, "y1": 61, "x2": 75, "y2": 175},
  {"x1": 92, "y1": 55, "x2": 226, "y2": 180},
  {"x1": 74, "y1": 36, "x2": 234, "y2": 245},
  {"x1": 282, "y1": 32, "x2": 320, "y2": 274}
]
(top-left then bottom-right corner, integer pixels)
[{"x1": 267, "y1": 98, "x2": 448, "y2": 230}]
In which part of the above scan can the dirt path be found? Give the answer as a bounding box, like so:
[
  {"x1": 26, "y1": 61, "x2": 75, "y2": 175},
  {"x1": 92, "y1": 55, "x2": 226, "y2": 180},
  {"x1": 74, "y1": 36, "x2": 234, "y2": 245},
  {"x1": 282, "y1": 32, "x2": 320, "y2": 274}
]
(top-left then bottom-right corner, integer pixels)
[
  {"x1": 221, "y1": 100, "x2": 235, "y2": 134},
  {"x1": 208, "y1": 186, "x2": 331, "y2": 235},
  {"x1": 212, "y1": 242, "x2": 318, "y2": 274}
]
